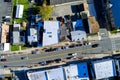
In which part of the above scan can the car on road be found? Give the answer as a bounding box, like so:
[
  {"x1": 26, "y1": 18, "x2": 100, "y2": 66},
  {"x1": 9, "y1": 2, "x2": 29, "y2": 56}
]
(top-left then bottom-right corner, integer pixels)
[
  {"x1": 54, "y1": 58, "x2": 61, "y2": 63},
  {"x1": 21, "y1": 57, "x2": 28, "y2": 60},
  {"x1": 92, "y1": 44, "x2": 99, "y2": 48},
  {"x1": 39, "y1": 61, "x2": 47, "y2": 66},
  {"x1": 1, "y1": 58, "x2": 7, "y2": 62}
]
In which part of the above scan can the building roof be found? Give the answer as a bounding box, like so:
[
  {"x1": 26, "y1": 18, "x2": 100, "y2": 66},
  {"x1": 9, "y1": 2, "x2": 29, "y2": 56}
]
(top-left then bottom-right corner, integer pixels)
[
  {"x1": 13, "y1": 24, "x2": 20, "y2": 31},
  {"x1": 46, "y1": 67, "x2": 65, "y2": 80},
  {"x1": 72, "y1": 19, "x2": 84, "y2": 31},
  {"x1": 88, "y1": 3, "x2": 97, "y2": 17},
  {"x1": 92, "y1": 59, "x2": 116, "y2": 79},
  {"x1": 88, "y1": 16, "x2": 99, "y2": 34},
  {"x1": 13, "y1": 31, "x2": 20, "y2": 44},
  {"x1": 27, "y1": 71, "x2": 47, "y2": 80},
  {"x1": 3, "y1": 43, "x2": 10, "y2": 51},
  {"x1": 43, "y1": 21, "x2": 60, "y2": 46},
  {"x1": 28, "y1": 35, "x2": 38, "y2": 43},
  {"x1": 64, "y1": 63, "x2": 89, "y2": 80},
  {"x1": 50, "y1": 0, "x2": 83, "y2": 5},
  {"x1": 1, "y1": 23, "x2": 9, "y2": 43},
  {"x1": 30, "y1": 28, "x2": 37, "y2": 36},
  {"x1": 71, "y1": 31, "x2": 86, "y2": 41},
  {"x1": 16, "y1": 5, "x2": 24, "y2": 18}
]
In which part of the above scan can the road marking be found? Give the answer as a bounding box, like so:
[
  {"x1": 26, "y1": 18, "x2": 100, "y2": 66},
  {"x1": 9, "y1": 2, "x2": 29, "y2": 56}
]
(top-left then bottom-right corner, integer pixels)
[{"x1": 0, "y1": 47, "x2": 102, "y2": 65}]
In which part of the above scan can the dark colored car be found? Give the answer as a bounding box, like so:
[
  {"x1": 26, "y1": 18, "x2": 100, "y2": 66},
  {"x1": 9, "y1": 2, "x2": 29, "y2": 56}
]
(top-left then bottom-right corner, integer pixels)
[
  {"x1": 92, "y1": 44, "x2": 99, "y2": 48},
  {"x1": 54, "y1": 58, "x2": 61, "y2": 63},
  {"x1": 1, "y1": 58, "x2": 7, "y2": 61}
]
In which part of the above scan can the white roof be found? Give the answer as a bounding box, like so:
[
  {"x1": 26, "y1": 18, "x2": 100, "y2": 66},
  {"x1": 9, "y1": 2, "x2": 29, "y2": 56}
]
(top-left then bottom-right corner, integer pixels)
[
  {"x1": 46, "y1": 67, "x2": 65, "y2": 80},
  {"x1": 88, "y1": 3, "x2": 97, "y2": 17},
  {"x1": 43, "y1": 21, "x2": 59, "y2": 46},
  {"x1": 71, "y1": 31, "x2": 86, "y2": 41},
  {"x1": 16, "y1": 5, "x2": 24, "y2": 18},
  {"x1": 3, "y1": 43, "x2": 10, "y2": 51},
  {"x1": 28, "y1": 35, "x2": 38, "y2": 43},
  {"x1": 27, "y1": 71, "x2": 47, "y2": 80},
  {"x1": 93, "y1": 60, "x2": 115, "y2": 79},
  {"x1": 30, "y1": 28, "x2": 37, "y2": 36},
  {"x1": 64, "y1": 65, "x2": 80, "y2": 80}
]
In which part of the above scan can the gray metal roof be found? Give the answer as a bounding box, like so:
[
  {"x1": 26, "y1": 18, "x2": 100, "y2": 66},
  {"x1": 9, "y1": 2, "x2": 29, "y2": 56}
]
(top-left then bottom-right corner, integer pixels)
[{"x1": 13, "y1": 31, "x2": 20, "y2": 44}]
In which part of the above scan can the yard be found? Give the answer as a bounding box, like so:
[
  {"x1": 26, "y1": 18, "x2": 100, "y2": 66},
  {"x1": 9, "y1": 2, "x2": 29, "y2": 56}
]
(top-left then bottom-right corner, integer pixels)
[
  {"x1": 13, "y1": 0, "x2": 29, "y2": 23},
  {"x1": 11, "y1": 45, "x2": 19, "y2": 51}
]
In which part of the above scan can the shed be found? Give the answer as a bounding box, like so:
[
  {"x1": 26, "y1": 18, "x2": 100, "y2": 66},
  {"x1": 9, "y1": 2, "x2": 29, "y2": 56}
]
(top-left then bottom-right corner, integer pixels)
[{"x1": 16, "y1": 5, "x2": 24, "y2": 18}]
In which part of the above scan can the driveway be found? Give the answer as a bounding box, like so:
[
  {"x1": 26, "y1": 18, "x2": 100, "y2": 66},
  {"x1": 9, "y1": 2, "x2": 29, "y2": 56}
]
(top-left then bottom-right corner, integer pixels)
[{"x1": 0, "y1": 0, "x2": 12, "y2": 23}]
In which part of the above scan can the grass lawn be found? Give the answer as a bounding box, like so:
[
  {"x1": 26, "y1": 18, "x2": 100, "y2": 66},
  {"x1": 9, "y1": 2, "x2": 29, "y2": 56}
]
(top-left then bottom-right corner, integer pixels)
[
  {"x1": 21, "y1": 45, "x2": 27, "y2": 50},
  {"x1": 13, "y1": 0, "x2": 29, "y2": 23},
  {"x1": 11, "y1": 45, "x2": 19, "y2": 51},
  {"x1": 111, "y1": 29, "x2": 117, "y2": 34}
]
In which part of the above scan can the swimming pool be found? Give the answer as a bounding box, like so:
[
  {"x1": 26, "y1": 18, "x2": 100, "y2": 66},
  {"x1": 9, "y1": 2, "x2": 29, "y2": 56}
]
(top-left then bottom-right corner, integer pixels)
[{"x1": 110, "y1": 0, "x2": 120, "y2": 28}]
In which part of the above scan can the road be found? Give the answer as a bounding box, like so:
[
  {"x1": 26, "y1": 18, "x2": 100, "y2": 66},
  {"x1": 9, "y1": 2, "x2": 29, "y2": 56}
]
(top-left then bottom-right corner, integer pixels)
[{"x1": 0, "y1": 39, "x2": 112, "y2": 67}]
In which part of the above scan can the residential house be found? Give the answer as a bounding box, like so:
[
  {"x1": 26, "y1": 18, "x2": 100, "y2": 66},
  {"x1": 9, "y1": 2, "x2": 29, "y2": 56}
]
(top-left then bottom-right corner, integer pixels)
[
  {"x1": 43, "y1": 21, "x2": 60, "y2": 46},
  {"x1": 1, "y1": 23, "x2": 9, "y2": 43},
  {"x1": 12, "y1": 24, "x2": 20, "y2": 45},
  {"x1": 88, "y1": 16, "x2": 99, "y2": 34}
]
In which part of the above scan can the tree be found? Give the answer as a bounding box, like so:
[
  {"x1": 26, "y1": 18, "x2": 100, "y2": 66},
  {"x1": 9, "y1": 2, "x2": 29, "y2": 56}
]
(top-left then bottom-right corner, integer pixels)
[{"x1": 39, "y1": 0, "x2": 53, "y2": 20}]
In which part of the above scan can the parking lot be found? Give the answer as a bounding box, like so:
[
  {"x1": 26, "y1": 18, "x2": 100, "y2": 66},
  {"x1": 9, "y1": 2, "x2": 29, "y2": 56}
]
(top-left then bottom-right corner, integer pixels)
[
  {"x1": 51, "y1": 1, "x2": 85, "y2": 20},
  {"x1": 0, "y1": 0, "x2": 12, "y2": 23}
]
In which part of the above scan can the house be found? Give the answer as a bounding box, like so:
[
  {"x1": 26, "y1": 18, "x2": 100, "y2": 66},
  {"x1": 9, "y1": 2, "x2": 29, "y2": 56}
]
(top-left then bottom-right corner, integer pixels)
[
  {"x1": 43, "y1": 21, "x2": 60, "y2": 46},
  {"x1": 27, "y1": 71, "x2": 47, "y2": 80},
  {"x1": 27, "y1": 28, "x2": 38, "y2": 44},
  {"x1": 64, "y1": 63, "x2": 89, "y2": 80},
  {"x1": 71, "y1": 19, "x2": 86, "y2": 41},
  {"x1": 0, "y1": 43, "x2": 10, "y2": 51},
  {"x1": 88, "y1": 16, "x2": 99, "y2": 34},
  {"x1": 91, "y1": 59, "x2": 116, "y2": 80},
  {"x1": 16, "y1": 5, "x2": 24, "y2": 18},
  {"x1": 12, "y1": 24, "x2": 20, "y2": 45},
  {"x1": 1, "y1": 23, "x2": 9, "y2": 43},
  {"x1": 46, "y1": 67, "x2": 65, "y2": 80}
]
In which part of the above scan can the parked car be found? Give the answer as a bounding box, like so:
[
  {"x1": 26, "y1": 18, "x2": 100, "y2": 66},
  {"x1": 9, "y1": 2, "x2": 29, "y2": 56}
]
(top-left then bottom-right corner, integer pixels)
[
  {"x1": 39, "y1": 61, "x2": 47, "y2": 66},
  {"x1": 92, "y1": 44, "x2": 99, "y2": 48},
  {"x1": 21, "y1": 57, "x2": 28, "y2": 60},
  {"x1": 1, "y1": 58, "x2": 7, "y2": 62}
]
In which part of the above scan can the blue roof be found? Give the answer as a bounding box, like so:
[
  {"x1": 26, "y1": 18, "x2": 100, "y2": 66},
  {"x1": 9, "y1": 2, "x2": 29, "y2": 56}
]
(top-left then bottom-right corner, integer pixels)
[
  {"x1": 110, "y1": 0, "x2": 120, "y2": 28},
  {"x1": 77, "y1": 62, "x2": 89, "y2": 78},
  {"x1": 75, "y1": 19, "x2": 85, "y2": 31}
]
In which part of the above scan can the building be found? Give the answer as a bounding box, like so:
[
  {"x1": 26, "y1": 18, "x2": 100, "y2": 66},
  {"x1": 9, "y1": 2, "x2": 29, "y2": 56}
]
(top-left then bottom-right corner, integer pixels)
[
  {"x1": 91, "y1": 59, "x2": 116, "y2": 80},
  {"x1": 27, "y1": 28, "x2": 38, "y2": 44},
  {"x1": 50, "y1": 0, "x2": 85, "y2": 5},
  {"x1": 0, "y1": 43, "x2": 10, "y2": 51},
  {"x1": 88, "y1": 3, "x2": 97, "y2": 17},
  {"x1": 71, "y1": 31, "x2": 86, "y2": 41},
  {"x1": 72, "y1": 19, "x2": 84, "y2": 31},
  {"x1": 12, "y1": 24, "x2": 20, "y2": 45},
  {"x1": 88, "y1": 16, "x2": 99, "y2": 34},
  {"x1": 46, "y1": 67, "x2": 65, "y2": 80},
  {"x1": 64, "y1": 63, "x2": 89, "y2": 80},
  {"x1": 27, "y1": 71, "x2": 47, "y2": 80},
  {"x1": 43, "y1": 21, "x2": 60, "y2": 46},
  {"x1": 16, "y1": 5, "x2": 24, "y2": 18},
  {"x1": 71, "y1": 19, "x2": 86, "y2": 41},
  {"x1": 1, "y1": 23, "x2": 9, "y2": 43}
]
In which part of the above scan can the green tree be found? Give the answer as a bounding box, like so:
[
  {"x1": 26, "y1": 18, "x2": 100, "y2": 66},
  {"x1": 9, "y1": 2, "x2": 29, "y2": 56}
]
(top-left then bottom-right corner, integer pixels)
[{"x1": 39, "y1": 0, "x2": 53, "y2": 20}]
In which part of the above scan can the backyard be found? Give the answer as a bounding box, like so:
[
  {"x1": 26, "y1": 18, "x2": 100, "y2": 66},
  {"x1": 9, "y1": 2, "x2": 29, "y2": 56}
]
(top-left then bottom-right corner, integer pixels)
[{"x1": 13, "y1": 0, "x2": 29, "y2": 23}]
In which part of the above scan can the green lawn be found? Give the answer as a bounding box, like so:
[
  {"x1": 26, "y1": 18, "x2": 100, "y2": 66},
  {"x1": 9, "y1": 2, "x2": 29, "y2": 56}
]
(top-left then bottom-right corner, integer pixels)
[
  {"x1": 21, "y1": 45, "x2": 27, "y2": 50},
  {"x1": 11, "y1": 45, "x2": 19, "y2": 51}
]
